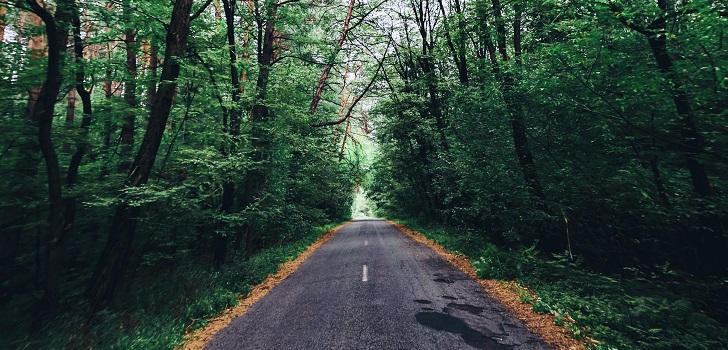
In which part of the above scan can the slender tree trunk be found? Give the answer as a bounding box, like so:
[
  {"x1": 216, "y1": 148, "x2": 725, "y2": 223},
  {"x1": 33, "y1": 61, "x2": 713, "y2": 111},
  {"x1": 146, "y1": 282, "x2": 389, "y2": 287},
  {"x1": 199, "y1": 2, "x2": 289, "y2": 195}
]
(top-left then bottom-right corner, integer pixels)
[
  {"x1": 647, "y1": 36, "x2": 711, "y2": 195},
  {"x1": 63, "y1": 89, "x2": 76, "y2": 153},
  {"x1": 239, "y1": 0, "x2": 278, "y2": 258},
  {"x1": 85, "y1": 0, "x2": 195, "y2": 309},
  {"x1": 120, "y1": 0, "x2": 137, "y2": 171},
  {"x1": 436, "y1": 0, "x2": 468, "y2": 84},
  {"x1": 146, "y1": 39, "x2": 159, "y2": 108},
  {"x1": 491, "y1": 0, "x2": 547, "y2": 207},
  {"x1": 102, "y1": 63, "x2": 114, "y2": 151},
  {"x1": 65, "y1": 3, "x2": 94, "y2": 248},
  {"x1": 214, "y1": 0, "x2": 244, "y2": 267},
  {"x1": 23, "y1": 0, "x2": 72, "y2": 321},
  {"x1": 608, "y1": 2, "x2": 711, "y2": 196},
  {"x1": 101, "y1": 1, "x2": 116, "y2": 158},
  {"x1": 309, "y1": 0, "x2": 356, "y2": 114}
]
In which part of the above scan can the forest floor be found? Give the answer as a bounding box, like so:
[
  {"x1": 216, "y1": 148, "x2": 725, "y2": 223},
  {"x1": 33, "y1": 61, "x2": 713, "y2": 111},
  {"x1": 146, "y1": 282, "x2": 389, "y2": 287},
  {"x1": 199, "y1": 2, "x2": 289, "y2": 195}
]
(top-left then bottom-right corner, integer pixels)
[
  {"x1": 392, "y1": 220, "x2": 728, "y2": 349},
  {"x1": 181, "y1": 219, "x2": 583, "y2": 349}
]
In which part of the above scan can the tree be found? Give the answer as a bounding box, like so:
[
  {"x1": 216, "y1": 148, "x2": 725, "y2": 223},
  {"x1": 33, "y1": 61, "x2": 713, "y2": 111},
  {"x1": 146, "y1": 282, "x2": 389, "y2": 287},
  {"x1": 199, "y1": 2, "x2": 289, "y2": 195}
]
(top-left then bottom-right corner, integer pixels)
[{"x1": 86, "y1": 0, "x2": 198, "y2": 308}]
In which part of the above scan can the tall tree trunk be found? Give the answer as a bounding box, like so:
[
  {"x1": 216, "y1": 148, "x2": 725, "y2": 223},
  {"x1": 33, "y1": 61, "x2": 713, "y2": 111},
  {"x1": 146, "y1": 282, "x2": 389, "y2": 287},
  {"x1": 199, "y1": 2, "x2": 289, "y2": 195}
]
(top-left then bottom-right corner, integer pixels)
[
  {"x1": 65, "y1": 3, "x2": 94, "y2": 254},
  {"x1": 102, "y1": 63, "x2": 114, "y2": 151},
  {"x1": 491, "y1": 0, "x2": 547, "y2": 207},
  {"x1": 63, "y1": 89, "x2": 77, "y2": 153},
  {"x1": 1, "y1": 7, "x2": 43, "y2": 296},
  {"x1": 146, "y1": 39, "x2": 160, "y2": 108},
  {"x1": 309, "y1": 0, "x2": 356, "y2": 114},
  {"x1": 100, "y1": 2, "x2": 116, "y2": 159},
  {"x1": 240, "y1": 0, "x2": 278, "y2": 258},
  {"x1": 436, "y1": 0, "x2": 468, "y2": 84},
  {"x1": 23, "y1": 0, "x2": 72, "y2": 321},
  {"x1": 608, "y1": 2, "x2": 720, "y2": 273},
  {"x1": 85, "y1": 0, "x2": 195, "y2": 309},
  {"x1": 414, "y1": 0, "x2": 448, "y2": 151},
  {"x1": 609, "y1": 2, "x2": 711, "y2": 196},
  {"x1": 214, "y1": 0, "x2": 244, "y2": 267},
  {"x1": 120, "y1": 0, "x2": 137, "y2": 171},
  {"x1": 647, "y1": 39, "x2": 710, "y2": 196}
]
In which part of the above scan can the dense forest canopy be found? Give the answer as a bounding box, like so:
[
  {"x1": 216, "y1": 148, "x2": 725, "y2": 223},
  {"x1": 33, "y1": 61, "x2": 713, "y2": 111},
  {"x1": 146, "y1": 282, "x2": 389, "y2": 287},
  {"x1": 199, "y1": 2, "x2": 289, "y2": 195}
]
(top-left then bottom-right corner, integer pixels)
[{"x1": 0, "y1": 0, "x2": 726, "y2": 348}]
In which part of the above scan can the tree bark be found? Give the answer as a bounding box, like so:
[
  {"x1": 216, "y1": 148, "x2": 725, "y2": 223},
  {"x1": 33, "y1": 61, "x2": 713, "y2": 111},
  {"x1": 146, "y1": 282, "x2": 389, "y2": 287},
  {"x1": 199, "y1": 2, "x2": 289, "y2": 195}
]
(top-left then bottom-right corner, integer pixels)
[
  {"x1": 65, "y1": 3, "x2": 94, "y2": 246},
  {"x1": 647, "y1": 37, "x2": 710, "y2": 195},
  {"x1": 23, "y1": 0, "x2": 72, "y2": 320},
  {"x1": 213, "y1": 0, "x2": 244, "y2": 267},
  {"x1": 609, "y1": 2, "x2": 711, "y2": 196},
  {"x1": 309, "y1": 0, "x2": 356, "y2": 114},
  {"x1": 412, "y1": 0, "x2": 448, "y2": 151},
  {"x1": 120, "y1": 0, "x2": 137, "y2": 171},
  {"x1": 146, "y1": 39, "x2": 160, "y2": 108},
  {"x1": 491, "y1": 0, "x2": 547, "y2": 207},
  {"x1": 436, "y1": 0, "x2": 468, "y2": 84},
  {"x1": 86, "y1": 0, "x2": 195, "y2": 309},
  {"x1": 63, "y1": 89, "x2": 77, "y2": 153},
  {"x1": 238, "y1": 0, "x2": 279, "y2": 258}
]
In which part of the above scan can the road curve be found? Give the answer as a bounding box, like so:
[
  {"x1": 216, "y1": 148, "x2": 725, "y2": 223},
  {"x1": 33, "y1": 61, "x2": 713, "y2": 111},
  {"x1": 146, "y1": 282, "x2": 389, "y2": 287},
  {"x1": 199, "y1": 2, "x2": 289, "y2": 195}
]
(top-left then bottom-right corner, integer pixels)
[{"x1": 204, "y1": 219, "x2": 550, "y2": 350}]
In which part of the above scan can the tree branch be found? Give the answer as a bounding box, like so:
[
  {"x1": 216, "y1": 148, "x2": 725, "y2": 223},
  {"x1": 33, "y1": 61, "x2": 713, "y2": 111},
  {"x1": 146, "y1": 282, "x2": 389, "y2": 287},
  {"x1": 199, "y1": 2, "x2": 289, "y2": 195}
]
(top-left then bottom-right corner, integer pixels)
[
  {"x1": 191, "y1": 0, "x2": 214, "y2": 20},
  {"x1": 310, "y1": 45, "x2": 388, "y2": 127}
]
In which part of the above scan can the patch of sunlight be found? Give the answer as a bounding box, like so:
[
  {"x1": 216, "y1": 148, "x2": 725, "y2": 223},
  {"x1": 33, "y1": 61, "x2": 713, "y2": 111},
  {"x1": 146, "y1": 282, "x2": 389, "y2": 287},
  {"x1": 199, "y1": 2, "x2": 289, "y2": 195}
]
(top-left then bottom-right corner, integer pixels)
[{"x1": 351, "y1": 186, "x2": 375, "y2": 218}]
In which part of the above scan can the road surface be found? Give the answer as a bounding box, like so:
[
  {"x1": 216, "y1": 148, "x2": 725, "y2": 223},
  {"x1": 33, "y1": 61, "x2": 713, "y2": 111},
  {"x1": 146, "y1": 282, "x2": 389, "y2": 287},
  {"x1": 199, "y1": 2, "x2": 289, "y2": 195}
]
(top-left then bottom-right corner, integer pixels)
[{"x1": 205, "y1": 219, "x2": 550, "y2": 350}]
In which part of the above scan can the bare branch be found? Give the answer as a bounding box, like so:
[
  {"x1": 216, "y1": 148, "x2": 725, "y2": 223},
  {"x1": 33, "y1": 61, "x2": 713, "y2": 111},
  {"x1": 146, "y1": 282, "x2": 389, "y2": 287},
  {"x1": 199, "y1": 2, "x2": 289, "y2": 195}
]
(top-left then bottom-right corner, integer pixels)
[{"x1": 310, "y1": 45, "x2": 389, "y2": 127}]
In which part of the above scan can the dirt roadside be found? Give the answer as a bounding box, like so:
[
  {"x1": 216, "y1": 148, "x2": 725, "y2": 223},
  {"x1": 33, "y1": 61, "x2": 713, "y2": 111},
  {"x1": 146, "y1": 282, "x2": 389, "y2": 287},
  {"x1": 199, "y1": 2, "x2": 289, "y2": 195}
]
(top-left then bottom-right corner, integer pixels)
[{"x1": 178, "y1": 222, "x2": 350, "y2": 350}]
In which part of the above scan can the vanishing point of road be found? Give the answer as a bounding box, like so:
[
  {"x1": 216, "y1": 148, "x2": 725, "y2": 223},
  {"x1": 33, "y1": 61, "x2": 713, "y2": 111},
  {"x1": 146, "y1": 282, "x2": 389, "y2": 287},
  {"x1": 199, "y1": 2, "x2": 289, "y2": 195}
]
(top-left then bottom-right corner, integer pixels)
[{"x1": 205, "y1": 219, "x2": 550, "y2": 350}]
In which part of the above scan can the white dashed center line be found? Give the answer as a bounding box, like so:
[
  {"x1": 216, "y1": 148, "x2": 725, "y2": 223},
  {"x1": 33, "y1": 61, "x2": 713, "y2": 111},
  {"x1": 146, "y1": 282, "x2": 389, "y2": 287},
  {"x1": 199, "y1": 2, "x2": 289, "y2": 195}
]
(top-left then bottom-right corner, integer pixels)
[
  {"x1": 362, "y1": 265, "x2": 368, "y2": 282},
  {"x1": 365, "y1": 240, "x2": 368, "y2": 246}
]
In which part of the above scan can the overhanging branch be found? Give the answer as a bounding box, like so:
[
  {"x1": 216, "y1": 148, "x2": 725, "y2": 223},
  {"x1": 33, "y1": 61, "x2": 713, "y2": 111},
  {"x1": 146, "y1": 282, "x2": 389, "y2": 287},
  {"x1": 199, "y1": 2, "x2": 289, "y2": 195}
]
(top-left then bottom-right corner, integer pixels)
[{"x1": 310, "y1": 45, "x2": 388, "y2": 128}]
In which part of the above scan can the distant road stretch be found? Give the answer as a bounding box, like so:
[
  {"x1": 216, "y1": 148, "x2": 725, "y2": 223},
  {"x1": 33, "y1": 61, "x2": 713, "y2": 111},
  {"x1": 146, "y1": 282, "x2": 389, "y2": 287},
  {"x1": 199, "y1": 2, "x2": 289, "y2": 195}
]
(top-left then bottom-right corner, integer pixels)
[{"x1": 205, "y1": 219, "x2": 550, "y2": 350}]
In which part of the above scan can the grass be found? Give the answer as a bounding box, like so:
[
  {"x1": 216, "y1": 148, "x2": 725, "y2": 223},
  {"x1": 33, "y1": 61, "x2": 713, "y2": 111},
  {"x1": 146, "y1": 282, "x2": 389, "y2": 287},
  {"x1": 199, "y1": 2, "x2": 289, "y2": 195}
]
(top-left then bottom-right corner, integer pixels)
[
  {"x1": 392, "y1": 218, "x2": 728, "y2": 350},
  {"x1": 3, "y1": 222, "x2": 345, "y2": 350}
]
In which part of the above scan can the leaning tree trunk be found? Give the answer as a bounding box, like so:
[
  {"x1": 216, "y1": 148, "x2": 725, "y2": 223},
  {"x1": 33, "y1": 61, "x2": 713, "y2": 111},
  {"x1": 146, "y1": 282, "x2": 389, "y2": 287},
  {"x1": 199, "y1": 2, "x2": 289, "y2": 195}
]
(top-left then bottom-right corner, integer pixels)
[
  {"x1": 23, "y1": 0, "x2": 72, "y2": 321},
  {"x1": 608, "y1": 1, "x2": 720, "y2": 274},
  {"x1": 64, "y1": 4, "x2": 94, "y2": 256},
  {"x1": 491, "y1": 0, "x2": 547, "y2": 207},
  {"x1": 85, "y1": 0, "x2": 195, "y2": 309},
  {"x1": 309, "y1": 0, "x2": 356, "y2": 114}
]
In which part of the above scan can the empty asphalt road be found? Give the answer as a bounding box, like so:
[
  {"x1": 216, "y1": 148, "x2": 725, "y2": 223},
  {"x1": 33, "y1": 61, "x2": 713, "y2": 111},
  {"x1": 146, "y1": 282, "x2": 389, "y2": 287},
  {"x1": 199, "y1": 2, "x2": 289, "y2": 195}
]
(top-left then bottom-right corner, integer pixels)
[{"x1": 205, "y1": 219, "x2": 550, "y2": 350}]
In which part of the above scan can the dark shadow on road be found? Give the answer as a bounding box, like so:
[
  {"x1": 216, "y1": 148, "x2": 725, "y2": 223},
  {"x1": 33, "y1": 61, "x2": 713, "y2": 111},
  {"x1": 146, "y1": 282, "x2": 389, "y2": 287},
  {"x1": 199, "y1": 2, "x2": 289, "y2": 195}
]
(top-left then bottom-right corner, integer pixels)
[{"x1": 415, "y1": 312, "x2": 512, "y2": 350}]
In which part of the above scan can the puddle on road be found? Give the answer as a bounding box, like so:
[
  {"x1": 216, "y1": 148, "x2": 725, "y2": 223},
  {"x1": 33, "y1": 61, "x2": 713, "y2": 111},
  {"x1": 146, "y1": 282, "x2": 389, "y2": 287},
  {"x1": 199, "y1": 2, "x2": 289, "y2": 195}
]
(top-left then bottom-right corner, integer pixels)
[
  {"x1": 447, "y1": 302, "x2": 484, "y2": 315},
  {"x1": 433, "y1": 278, "x2": 455, "y2": 284},
  {"x1": 415, "y1": 312, "x2": 512, "y2": 350},
  {"x1": 414, "y1": 299, "x2": 432, "y2": 304}
]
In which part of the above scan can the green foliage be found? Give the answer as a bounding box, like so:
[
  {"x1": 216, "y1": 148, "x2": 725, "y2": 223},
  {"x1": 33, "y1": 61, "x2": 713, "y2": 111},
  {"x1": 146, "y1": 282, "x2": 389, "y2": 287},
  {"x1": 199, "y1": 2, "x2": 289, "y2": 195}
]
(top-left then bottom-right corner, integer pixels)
[
  {"x1": 399, "y1": 221, "x2": 728, "y2": 350},
  {"x1": 1, "y1": 223, "x2": 344, "y2": 349},
  {"x1": 0, "y1": 0, "x2": 359, "y2": 347}
]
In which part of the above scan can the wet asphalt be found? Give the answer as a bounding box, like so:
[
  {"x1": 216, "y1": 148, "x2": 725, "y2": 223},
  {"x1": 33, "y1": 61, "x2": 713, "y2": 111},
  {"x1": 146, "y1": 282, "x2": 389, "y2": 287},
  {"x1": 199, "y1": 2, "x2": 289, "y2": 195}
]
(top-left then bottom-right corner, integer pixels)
[{"x1": 204, "y1": 219, "x2": 550, "y2": 350}]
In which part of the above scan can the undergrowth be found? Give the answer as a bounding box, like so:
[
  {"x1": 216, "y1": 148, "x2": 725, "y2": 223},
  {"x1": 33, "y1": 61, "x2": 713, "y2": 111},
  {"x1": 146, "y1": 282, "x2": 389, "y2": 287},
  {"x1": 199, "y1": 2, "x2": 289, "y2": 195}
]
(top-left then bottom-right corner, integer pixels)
[
  {"x1": 394, "y1": 219, "x2": 728, "y2": 350},
  {"x1": 4, "y1": 222, "x2": 344, "y2": 350}
]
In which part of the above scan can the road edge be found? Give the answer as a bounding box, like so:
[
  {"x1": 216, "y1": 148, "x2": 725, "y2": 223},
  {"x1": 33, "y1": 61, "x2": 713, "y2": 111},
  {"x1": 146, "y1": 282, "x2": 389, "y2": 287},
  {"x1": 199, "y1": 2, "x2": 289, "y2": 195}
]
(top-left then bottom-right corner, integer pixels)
[
  {"x1": 386, "y1": 220, "x2": 588, "y2": 350},
  {"x1": 178, "y1": 221, "x2": 351, "y2": 350}
]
